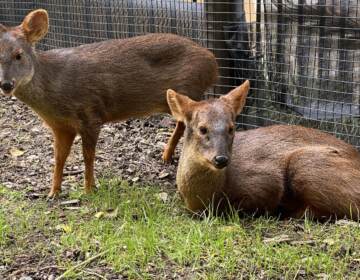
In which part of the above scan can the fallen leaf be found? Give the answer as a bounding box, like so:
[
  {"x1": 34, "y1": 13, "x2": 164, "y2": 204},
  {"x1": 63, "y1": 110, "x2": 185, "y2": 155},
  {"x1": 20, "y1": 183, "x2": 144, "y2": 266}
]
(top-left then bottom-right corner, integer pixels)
[
  {"x1": 157, "y1": 192, "x2": 168, "y2": 202},
  {"x1": 105, "y1": 207, "x2": 119, "y2": 219},
  {"x1": 9, "y1": 147, "x2": 25, "y2": 158},
  {"x1": 95, "y1": 207, "x2": 119, "y2": 219},
  {"x1": 132, "y1": 177, "x2": 140, "y2": 183},
  {"x1": 323, "y1": 238, "x2": 335, "y2": 245},
  {"x1": 55, "y1": 224, "x2": 72, "y2": 233},
  {"x1": 158, "y1": 171, "x2": 169, "y2": 179},
  {"x1": 94, "y1": 211, "x2": 105, "y2": 219}
]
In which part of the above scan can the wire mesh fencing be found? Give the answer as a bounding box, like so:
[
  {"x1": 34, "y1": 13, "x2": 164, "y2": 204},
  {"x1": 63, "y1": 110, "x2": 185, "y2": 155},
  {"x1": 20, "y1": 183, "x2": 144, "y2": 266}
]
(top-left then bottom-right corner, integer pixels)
[{"x1": 1, "y1": 0, "x2": 360, "y2": 147}]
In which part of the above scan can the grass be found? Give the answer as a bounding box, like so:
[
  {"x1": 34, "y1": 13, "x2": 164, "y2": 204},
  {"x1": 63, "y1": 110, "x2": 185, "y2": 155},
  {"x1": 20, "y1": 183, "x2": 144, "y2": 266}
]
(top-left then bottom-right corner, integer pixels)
[{"x1": 1, "y1": 179, "x2": 360, "y2": 279}]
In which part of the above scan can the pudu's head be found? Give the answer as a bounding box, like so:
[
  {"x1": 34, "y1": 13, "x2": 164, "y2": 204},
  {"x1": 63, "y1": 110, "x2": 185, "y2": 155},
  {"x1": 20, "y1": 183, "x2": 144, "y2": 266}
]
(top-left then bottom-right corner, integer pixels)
[
  {"x1": 167, "y1": 80, "x2": 250, "y2": 170},
  {"x1": 0, "y1": 9, "x2": 48, "y2": 95}
]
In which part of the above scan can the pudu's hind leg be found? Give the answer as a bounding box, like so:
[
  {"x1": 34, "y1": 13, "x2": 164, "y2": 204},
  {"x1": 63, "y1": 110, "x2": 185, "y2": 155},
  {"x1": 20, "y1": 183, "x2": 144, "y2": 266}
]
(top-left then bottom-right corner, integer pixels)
[
  {"x1": 286, "y1": 146, "x2": 360, "y2": 220},
  {"x1": 162, "y1": 121, "x2": 185, "y2": 162},
  {"x1": 80, "y1": 126, "x2": 100, "y2": 194}
]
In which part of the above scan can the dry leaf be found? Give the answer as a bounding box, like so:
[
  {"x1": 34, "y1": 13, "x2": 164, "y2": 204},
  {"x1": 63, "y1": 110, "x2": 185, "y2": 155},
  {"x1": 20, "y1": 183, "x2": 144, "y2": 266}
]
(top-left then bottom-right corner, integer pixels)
[
  {"x1": 55, "y1": 224, "x2": 72, "y2": 233},
  {"x1": 158, "y1": 171, "x2": 169, "y2": 179},
  {"x1": 94, "y1": 211, "x2": 105, "y2": 219},
  {"x1": 9, "y1": 147, "x2": 25, "y2": 158},
  {"x1": 157, "y1": 192, "x2": 168, "y2": 202},
  {"x1": 95, "y1": 207, "x2": 119, "y2": 219},
  {"x1": 323, "y1": 238, "x2": 335, "y2": 245}
]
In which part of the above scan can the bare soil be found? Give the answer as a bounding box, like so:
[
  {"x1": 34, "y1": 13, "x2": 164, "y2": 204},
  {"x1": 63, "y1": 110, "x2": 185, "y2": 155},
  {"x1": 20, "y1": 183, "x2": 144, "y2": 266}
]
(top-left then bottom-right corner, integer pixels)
[{"x1": 0, "y1": 94, "x2": 179, "y2": 197}]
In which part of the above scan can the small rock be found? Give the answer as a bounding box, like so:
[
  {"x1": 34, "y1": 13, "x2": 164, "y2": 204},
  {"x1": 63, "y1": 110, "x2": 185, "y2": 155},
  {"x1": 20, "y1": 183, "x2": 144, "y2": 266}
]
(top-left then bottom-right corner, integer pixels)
[
  {"x1": 19, "y1": 276, "x2": 33, "y2": 280},
  {"x1": 132, "y1": 177, "x2": 140, "y2": 183},
  {"x1": 27, "y1": 155, "x2": 39, "y2": 161},
  {"x1": 3, "y1": 182, "x2": 15, "y2": 188},
  {"x1": 127, "y1": 164, "x2": 136, "y2": 174}
]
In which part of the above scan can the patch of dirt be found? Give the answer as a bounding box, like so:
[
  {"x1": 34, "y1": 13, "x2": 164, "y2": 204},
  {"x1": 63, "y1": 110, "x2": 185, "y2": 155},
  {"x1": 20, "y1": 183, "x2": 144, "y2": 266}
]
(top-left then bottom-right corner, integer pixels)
[{"x1": 0, "y1": 94, "x2": 179, "y2": 195}]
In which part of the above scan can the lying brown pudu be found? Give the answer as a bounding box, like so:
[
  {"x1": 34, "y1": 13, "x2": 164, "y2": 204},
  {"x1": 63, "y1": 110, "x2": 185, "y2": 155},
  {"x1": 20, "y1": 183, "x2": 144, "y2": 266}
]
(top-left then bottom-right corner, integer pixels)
[
  {"x1": 167, "y1": 80, "x2": 360, "y2": 220},
  {"x1": 0, "y1": 9, "x2": 218, "y2": 197}
]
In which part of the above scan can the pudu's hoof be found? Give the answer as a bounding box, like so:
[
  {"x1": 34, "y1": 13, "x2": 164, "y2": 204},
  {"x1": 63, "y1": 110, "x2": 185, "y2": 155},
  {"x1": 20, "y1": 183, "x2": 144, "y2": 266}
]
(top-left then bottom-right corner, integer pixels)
[
  {"x1": 47, "y1": 190, "x2": 60, "y2": 200},
  {"x1": 162, "y1": 148, "x2": 173, "y2": 163}
]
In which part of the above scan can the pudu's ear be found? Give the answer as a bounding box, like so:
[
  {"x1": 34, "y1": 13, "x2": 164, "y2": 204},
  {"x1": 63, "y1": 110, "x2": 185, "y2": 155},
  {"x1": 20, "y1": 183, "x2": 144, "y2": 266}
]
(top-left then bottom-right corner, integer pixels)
[
  {"x1": 20, "y1": 9, "x2": 49, "y2": 44},
  {"x1": 0, "y1": 24, "x2": 7, "y2": 33},
  {"x1": 166, "y1": 89, "x2": 197, "y2": 122},
  {"x1": 220, "y1": 80, "x2": 250, "y2": 115}
]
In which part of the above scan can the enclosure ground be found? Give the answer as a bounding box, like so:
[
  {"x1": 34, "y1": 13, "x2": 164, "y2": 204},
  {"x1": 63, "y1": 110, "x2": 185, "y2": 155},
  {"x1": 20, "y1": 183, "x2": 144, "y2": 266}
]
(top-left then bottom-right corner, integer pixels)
[{"x1": 1, "y1": 96, "x2": 360, "y2": 279}]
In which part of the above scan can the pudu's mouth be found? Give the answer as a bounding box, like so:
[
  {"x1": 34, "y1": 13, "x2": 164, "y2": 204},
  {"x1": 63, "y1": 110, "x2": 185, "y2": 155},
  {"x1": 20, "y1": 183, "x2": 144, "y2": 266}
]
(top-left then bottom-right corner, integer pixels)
[
  {"x1": 1, "y1": 88, "x2": 13, "y2": 95},
  {"x1": 205, "y1": 158, "x2": 229, "y2": 172}
]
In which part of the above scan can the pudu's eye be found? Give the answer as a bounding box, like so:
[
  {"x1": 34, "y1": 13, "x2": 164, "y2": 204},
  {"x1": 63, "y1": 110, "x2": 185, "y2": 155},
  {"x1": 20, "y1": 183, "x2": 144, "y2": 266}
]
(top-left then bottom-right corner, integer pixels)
[
  {"x1": 199, "y1": 126, "x2": 208, "y2": 135},
  {"x1": 229, "y1": 126, "x2": 234, "y2": 134}
]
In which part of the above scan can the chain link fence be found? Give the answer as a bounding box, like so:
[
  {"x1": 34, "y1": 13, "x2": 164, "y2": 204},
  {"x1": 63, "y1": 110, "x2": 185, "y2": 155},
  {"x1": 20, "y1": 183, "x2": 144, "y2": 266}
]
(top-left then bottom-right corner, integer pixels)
[{"x1": 1, "y1": 0, "x2": 360, "y2": 147}]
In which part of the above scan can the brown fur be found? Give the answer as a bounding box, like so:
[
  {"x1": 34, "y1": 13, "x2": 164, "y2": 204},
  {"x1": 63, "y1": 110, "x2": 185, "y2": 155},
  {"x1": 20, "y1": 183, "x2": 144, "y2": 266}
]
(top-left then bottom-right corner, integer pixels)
[
  {"x1": 168, "y1": 80, "x2": 360, "y2": 220},
  {"x1": 0, "y1": 10, "x2": 218, "y2": 197}
]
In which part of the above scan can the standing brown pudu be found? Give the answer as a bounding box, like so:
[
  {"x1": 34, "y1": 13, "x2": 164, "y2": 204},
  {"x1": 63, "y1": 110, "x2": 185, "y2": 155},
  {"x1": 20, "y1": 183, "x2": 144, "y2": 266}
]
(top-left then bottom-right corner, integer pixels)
[
  {"x1": 167, "y1": 80, "x2": 360, "y2": 220},
  {"x1": 0, "y1": 9, "x2": 218, "y2": 197}
]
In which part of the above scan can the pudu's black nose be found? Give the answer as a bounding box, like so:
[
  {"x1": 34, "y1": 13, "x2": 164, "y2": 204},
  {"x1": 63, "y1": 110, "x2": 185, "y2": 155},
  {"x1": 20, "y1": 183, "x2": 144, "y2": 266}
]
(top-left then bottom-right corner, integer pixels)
[
  {"x1": 0, "y1": 80, "x2": 15, "y2": 93},
  {"x1": 213, "y1": 155, "x2": 229, "y2": 169}
]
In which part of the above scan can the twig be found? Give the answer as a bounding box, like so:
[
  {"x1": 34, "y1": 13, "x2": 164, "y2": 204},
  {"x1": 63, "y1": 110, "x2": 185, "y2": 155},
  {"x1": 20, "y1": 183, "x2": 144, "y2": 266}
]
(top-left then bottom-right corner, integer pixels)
[{"x1": 55, "y1": 250, "x2": 109, "y2": 280}]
